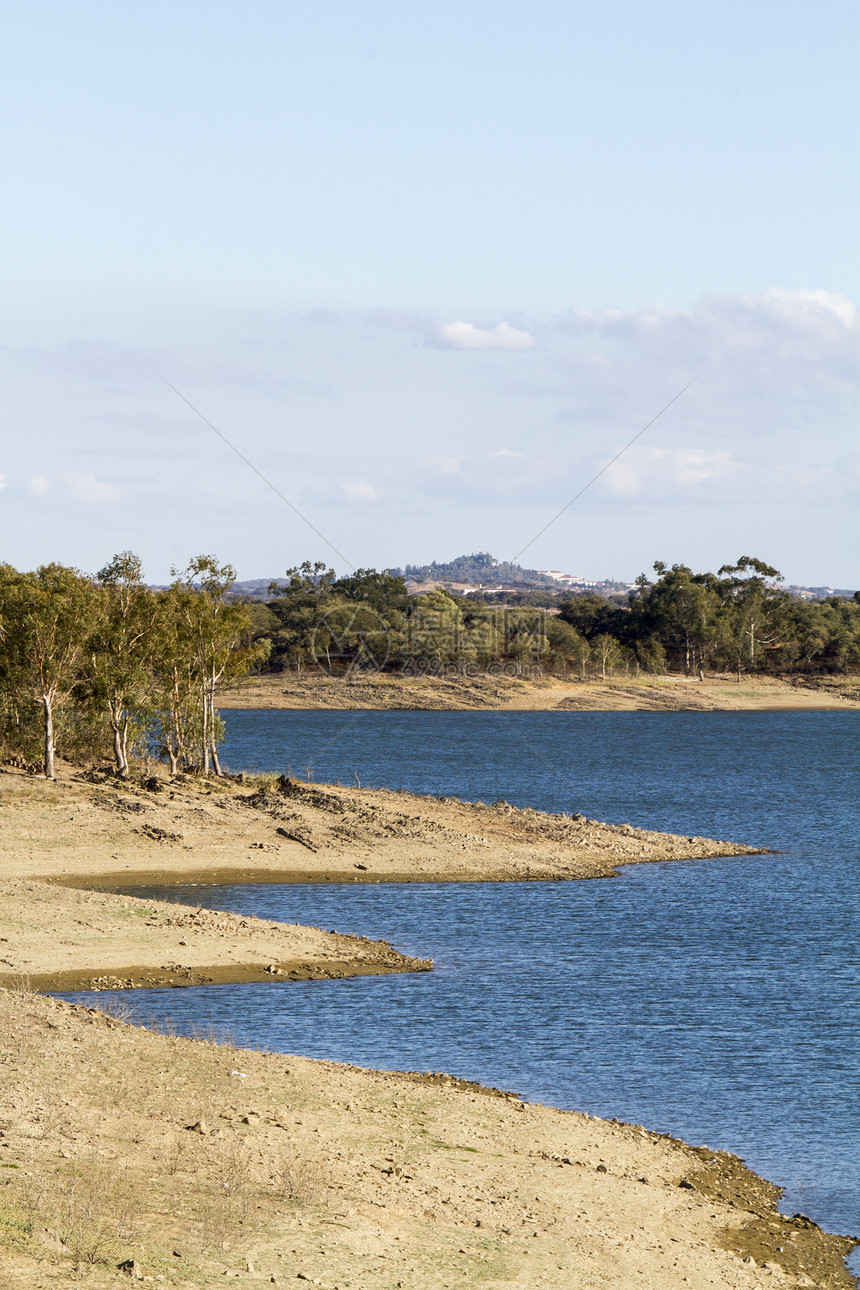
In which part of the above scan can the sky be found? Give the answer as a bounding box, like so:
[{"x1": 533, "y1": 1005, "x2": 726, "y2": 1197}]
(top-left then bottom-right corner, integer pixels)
[{"x1": 2, "y1": 0, "x2": 858, "y2": 587}]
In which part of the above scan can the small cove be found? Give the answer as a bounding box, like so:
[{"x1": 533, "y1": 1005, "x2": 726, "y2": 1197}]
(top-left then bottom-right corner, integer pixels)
[{"x1": 63, "y1": 709, "x2": 860, "y2": 1260}]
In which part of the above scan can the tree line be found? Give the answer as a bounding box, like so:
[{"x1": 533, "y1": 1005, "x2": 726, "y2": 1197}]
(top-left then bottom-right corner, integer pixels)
[
  {"x1": 0, "y1": 554, "x2": 266, "y2": 779},
  {"x1": 558, "y1": 557, "x2": 860, "y2": 680},
  {"x1": 3, "y1": 552, "x2": 858, "y2": 779},
  {"x1": 259, "y1": 556, "x2": 860, "y2": 681}
]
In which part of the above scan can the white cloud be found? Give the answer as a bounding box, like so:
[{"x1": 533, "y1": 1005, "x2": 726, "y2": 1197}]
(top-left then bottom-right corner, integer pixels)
[
  {"x1": 427, "y1": 320, "x2": 536, "y2": 351},
  {"x1": 68, "y1": 474, "x2": 119, "y2": 504},
  {"x1": 27, "y1": 475, "x2": 51, "y2": 496},
  {"x1": 544, "y1": 289, "x2": 860, "y2": 443},
  {"x1": 341, "y1": 481, "x2": 385, "y2": 503},
  {"x1": 306, "y1": 478, "x2": 386, "y2": 507},
  {"x1": 408, "y1": 440, "x2": 857, "y2": 511},
  {"x1": 599, "y1": 447, "x2": 736, "y2": 498},
  {"x1": 0, "y1": 474, "x2": 6, "y2": 491}
]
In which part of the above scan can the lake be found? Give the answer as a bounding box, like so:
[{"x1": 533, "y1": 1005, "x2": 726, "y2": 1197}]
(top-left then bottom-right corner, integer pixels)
[{"x1": 63, "y1": 709, "x2": 860, "y2": 1261}]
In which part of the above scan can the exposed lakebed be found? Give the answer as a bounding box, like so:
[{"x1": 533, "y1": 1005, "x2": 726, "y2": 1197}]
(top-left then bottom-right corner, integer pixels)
[{"x1": 65, "y1": 710, "x2": 860, "y2": 1261}]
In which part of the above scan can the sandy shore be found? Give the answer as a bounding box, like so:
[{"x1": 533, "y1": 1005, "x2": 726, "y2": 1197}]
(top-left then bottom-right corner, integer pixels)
[
  {"x1": 1, "y1": 765, "x2": 856, "y2": 1287},
  {"x1": 0, "y1": 765, "x2": 762, "y2": 993},
  {"x1": 217, "y1": 670, "x2": 860, "y2": 712},
  {"x1": 1, "y1": 763, "x2": 768, "y2": 970},
  {"x1": 1, "y1": 987, "x2": 855, "y2": 1289}
]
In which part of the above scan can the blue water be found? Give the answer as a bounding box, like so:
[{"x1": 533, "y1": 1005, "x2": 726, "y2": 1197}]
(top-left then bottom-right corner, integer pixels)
[{"x1": 64, "y1": 710, "x2": 860, "y2": 1260}]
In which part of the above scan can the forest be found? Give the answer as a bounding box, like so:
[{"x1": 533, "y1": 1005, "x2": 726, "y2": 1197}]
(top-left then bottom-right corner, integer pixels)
[
  {"x1": 2, "y1": 553, "x2": 858, "y2": 779},
  {"x1": 260, "y1": 556, "x2": 860, "y2": 681}
]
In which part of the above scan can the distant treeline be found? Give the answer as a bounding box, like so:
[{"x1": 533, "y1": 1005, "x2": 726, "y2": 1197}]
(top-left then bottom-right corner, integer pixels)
[
  {"x1": 258, "y1": 556, "x2": 860, "y2": 681},
  {"x1": 3, "y1": 553, "x2": 859, "y2": 779}
]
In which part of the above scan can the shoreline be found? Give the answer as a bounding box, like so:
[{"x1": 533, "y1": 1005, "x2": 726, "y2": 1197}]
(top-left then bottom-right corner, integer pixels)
[
  {"x1": 216, "y1": 669, "x2": 860, "y2": 712},
  {"x1": 0, "y1": 765, "x2": 765, "y2": 991},
  {"x1": 1, "y1": 766, "x2": 857, "y2": 1286},
  {"x1": 1, "y1": 986, "x2": 856, "y2": 1289}
]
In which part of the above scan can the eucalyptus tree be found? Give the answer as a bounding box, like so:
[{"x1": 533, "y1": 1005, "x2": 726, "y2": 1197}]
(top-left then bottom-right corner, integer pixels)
[
  {"x1": 591, "y1": 632, "x2": 624, "y2": 681},
  {"x1": 545, "y1": 618, "x2": 591, "y2": 678},
  {"x1": 149, "y1": 584, "x2": 199, "y2": 775},
  {"x1": 1, "y1": 563, "x2": 98, "y2": 778},
  {"x1": 90, "y1": 551, "x2": 157, "y2": 776},
  {"x1": 716, "y1": 557, "x2": 786, "y2": 678},
  {"x1": 171, "y1": 556, "x2": 269, "y2": 775},
  {"x1": 403, "y1": 589, "x2": 466, "y2": 670},
  {"x1": 634, "y1": 563, "x2": 723, "y2": 677}
]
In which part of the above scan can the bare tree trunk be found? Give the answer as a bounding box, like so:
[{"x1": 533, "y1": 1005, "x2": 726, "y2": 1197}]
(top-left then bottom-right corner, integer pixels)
[
  {"x1": 208, "y1": 687, "x2": 225, "y2": 777},
  {"x1": 42, "y1": 694, "x2": 55, "y2": 779},
  {"x1": 109, "y1": 702, "x2": 128, "y2": 776},
  {"x1": 200, "y1": 687, "x2": 211, "y2": 775},
  {"x1": 112, "y1": 721, "x2": 127, "y2": 776}
]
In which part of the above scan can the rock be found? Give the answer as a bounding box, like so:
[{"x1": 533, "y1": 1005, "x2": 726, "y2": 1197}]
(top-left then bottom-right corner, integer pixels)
[
  {"x1": 118, "y1": 1258, "x2": 143, "y2": 1278},
  {"x1": 186, "y1": 1119, "x2": 208, "y2": 1134},
  {"x1": 36, "y1": 1228, "x2": 67, "y2": 1251}
]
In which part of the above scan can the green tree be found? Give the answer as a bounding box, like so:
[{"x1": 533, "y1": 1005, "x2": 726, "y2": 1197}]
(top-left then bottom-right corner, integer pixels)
[
  {"x1": 635, "y1": 563, "x2": 723, "y2": 677},
  {"x1": 403, "y1": 590, "x2": 465, "y2": 670},
  {"x1": 716, "y1": 557, "x2": 786, "y2": 679},
  {"x1": 1, "y1": 564, "x2": 98, "y2": 778},
  {"x1": 89, "y1": 552, "x2": 157, "y2": 777},
  {"x1": 171, "y1": 557, "x2": 269, "y2": 775},
  {"x1": 545, "y1": 618, "x2": 590, "y2": 678},
  {"x1": 149, "y1": 586, "x2": 199, "y2": 775},
  {"x1": 591, "y1": 633, "x2": 623, "y2": 681},
  {"x1": 332, "y1": 568, "x2": 408, "y2": 612}
]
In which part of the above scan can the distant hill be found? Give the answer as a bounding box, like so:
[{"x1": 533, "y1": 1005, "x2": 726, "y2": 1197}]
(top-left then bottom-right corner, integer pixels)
[
  {"x1": 222, "y1": 565, "x2": 856, "y2": 603},
  {"x1": 400, "y1": 552, "x2": 561, "y2": 589},
  {"x1": 229, "y1": 578, "x2": 279, "y2": 600}
]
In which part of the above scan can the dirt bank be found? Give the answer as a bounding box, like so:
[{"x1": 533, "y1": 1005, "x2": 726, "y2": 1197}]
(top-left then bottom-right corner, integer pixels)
[
  {"x1": 0, "y1": 766, "x2": 854, "y2": 1287},
  {"x1": 3, "y1": 763, "x2": 763, "y2": 883},
  {"x1": 217, "y1": 671, "x2": 860, "y2": 711},
  {"x1": 1, "y1": 988, "x2": 855, "y2": 1289},
  {"x1": 0, "y1": 764, "x2": 762, "y2": 987},
  {"x1": 0, "y1": 875, "x2": 431, "y2": 993}
]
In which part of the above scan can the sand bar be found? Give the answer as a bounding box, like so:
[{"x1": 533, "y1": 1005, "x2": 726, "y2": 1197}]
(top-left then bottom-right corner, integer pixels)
[{"x1": 0, "y1": 764, "x2": 763, "y2": 993}]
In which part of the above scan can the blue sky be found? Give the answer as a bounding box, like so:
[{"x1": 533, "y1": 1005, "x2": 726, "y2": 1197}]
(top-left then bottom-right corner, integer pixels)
[{"x1": 2, "y1": 1, "x2": 858, "y2": 585}]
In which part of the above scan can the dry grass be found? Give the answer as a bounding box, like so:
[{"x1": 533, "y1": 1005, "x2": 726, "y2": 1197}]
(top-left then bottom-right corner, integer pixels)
[{"x1": 21, "y1": 1159, "x2": 141, "y2": 1266}]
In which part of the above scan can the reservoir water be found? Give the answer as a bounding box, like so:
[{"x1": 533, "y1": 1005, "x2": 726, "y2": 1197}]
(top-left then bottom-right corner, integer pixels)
[{"x1": 64, "y1": 710, "x2": 860, "y2": 1259}]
